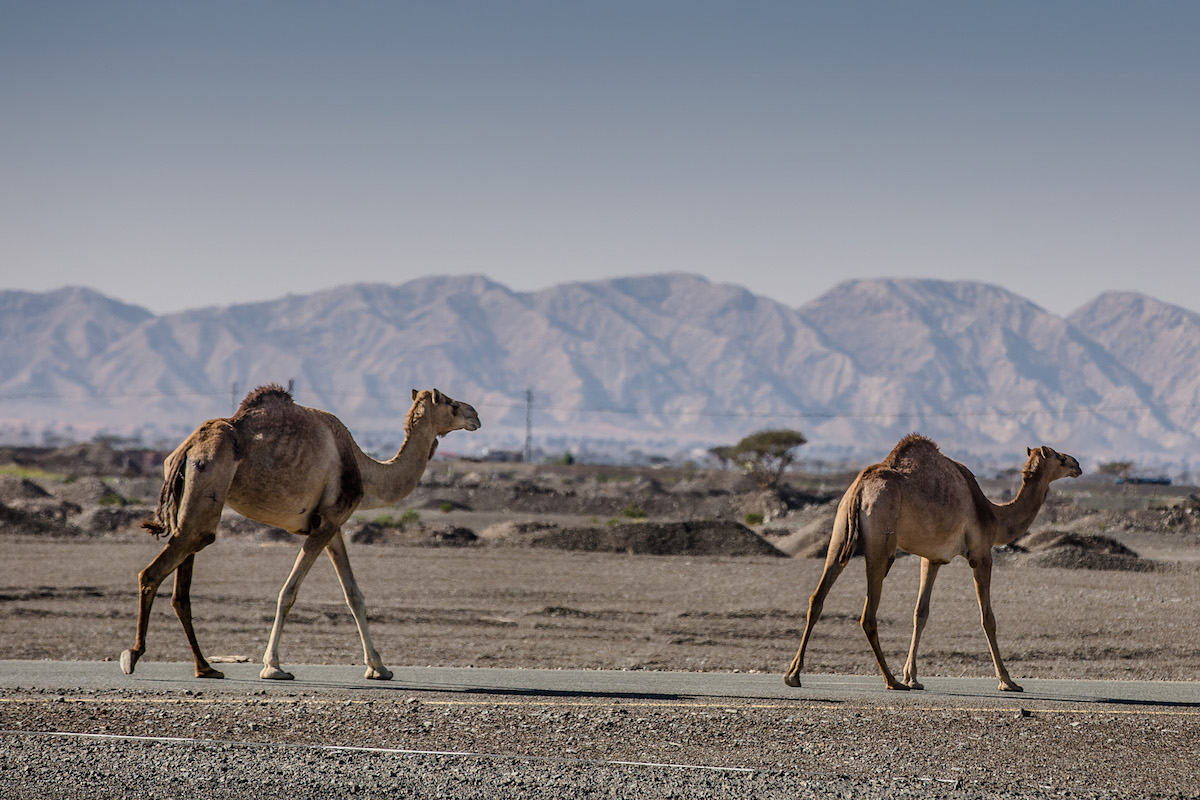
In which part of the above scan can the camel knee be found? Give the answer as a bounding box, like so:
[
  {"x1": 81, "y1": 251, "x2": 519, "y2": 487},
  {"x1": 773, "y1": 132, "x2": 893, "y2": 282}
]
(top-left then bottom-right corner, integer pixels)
[{"x1": 137, "y1": 577, "x2": 162, "y2": 601}]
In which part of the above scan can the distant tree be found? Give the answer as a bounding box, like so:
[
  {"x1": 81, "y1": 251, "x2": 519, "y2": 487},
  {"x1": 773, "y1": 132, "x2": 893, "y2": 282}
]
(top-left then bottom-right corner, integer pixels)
[
  {"x1": 708, "y1": 445, "x2": 738, "y2": 469},
  {"x1": 729, "y1": 429, "x2": 808, "y2": 489}
]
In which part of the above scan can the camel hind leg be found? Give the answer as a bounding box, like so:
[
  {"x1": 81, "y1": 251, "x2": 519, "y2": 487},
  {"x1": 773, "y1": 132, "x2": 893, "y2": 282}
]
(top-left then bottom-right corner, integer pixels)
[
  {"x1": 783, "y1": 551, "x2": 846, "y2": 687},
  {"x1": 784, "y1": 500, "x2": 861, "y2": 688},
  {"x1": 172, "y1": 555, "x2": 224, "y2": 678},
  {"x1": 121, "y1": 426, "x2": 238, "y2": 677}
]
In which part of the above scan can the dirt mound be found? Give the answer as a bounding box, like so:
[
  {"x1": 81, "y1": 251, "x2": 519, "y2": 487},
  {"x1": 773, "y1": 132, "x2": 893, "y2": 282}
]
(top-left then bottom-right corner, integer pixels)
[
  {"x1": 772, "y1": 503, "x2": 839, "y2": 557},
  {"x1": 52, "y1": 477, "x2": 125, "y2": 507},
  {"x1": 0, "y1": 476, "x2": 52, "y2": 503},
  {"x1": 479, "y1": 520, "x2": 560, "y2": 540},
  {"x1": 1020, "y1": 530, "x2": 1155, "y2": 572},
  {"x1": 0, "y1": 501, "x2": 84, "y2": 537},
  {"x1": 495, "y1": 520, "x2": 787, "y2": 557},
  {"x1": 1019, "y1": 530, "x2": 1138, "y2": 555},
  {"x1": 74, "y1": 506, "x2": 150, "y2": 534},
  {"x1": 218, "y1": 513, "x2": 289, "y2": 541},
  {"x1": 347, "y1": 520, "x2": 479, "y2": 547}
]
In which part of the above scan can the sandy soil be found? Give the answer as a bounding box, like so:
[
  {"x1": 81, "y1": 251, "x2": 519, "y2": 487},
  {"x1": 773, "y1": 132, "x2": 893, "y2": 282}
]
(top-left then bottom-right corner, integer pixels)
[{"x1": 1, "y1": 534, "x2": 1199, "y2": 681}]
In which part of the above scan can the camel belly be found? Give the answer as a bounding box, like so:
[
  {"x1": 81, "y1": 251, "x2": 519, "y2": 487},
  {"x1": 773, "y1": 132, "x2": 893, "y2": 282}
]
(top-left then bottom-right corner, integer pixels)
[
  {"x1": 225, "y1": 498, "x2": 314, "y2": 534},
  {"x1": 896, "y1": 529, "x2": 967, "y2": 564},
  {"x1": 225, "y1": 474, "x2": 331, "y2": 534}
]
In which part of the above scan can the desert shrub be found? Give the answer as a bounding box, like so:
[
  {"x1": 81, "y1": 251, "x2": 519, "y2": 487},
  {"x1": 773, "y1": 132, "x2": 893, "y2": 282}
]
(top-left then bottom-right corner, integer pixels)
[
  {"x1": 621, "y1": 504, "x2": 647, "y2": 519},
  {"x1": 744, "y1": 512, "x2": 764, "y2": 526},
  {"x1": 374, "y1": 509, "x2": 421, "y2": 528}
]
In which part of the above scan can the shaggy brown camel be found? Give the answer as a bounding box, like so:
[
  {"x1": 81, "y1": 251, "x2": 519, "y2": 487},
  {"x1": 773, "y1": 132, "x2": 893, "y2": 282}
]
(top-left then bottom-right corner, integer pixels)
[
  {"x1": 783, "y1": 435, "x2": 1080, "y2": 692},
  {"x1": 120, "y1": 385, "x2": 480, "y2": 681}
]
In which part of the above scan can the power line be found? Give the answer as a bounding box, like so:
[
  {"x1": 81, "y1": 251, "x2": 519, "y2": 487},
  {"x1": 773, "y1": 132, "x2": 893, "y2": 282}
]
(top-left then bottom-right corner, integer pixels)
[{"x1": 2, "y1": 388, "x2": 1199, "y2": 424}]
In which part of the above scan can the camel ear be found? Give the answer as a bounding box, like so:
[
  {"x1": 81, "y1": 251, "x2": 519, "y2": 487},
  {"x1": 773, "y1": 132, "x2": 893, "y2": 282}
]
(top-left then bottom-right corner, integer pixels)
[
  {"x1": 432, "y1": 388, "x2": 445, "y2": 404},
  {"x1": 412, "y1": 389, "x2": 419, "y2": 401},
  {"x1": 1026, "y1": 447, "x2": 1033, "y2": 456}
]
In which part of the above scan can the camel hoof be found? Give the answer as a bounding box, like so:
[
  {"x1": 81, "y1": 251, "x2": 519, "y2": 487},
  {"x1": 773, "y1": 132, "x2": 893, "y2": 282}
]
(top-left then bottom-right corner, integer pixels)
[
  {"x1": 1000, "y1": 681, "x2": 1024, "y2": 693},
  {"x1": 782, "y1": 672, "x2": 801, "y2": 688},
  {"x1": 119, "y1": 649, "x2": 138, "y2": 675},
  {"x1": 365, "y1": 666, "x2": 393, "y2": 681},
  {"x1": 904, "y1": 679, "x2": 925, "y2": 691},
  {"x1": 885, "y1": 680, "x2": 911, "y2": 691},
  {"x1": 196, "y1": 667, "x2": 225, "y2": 679},
  {"x1": 260, "y1": 666, "x2": 295, "y2": 681}
]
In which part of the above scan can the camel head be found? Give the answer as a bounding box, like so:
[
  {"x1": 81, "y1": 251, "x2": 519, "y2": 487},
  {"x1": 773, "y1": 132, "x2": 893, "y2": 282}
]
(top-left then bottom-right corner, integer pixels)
[
  {"x1": 1024, "y1": 445, "x2": 1082, "y2": 482},
  {"x1": 411, "y1": 388, "x2": 481, "y2": 435}
]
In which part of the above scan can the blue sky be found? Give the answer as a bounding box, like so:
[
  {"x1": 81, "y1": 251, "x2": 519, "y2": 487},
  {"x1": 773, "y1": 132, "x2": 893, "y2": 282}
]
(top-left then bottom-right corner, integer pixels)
[{"x1": 2, "y1": 1, "x2": 1197, "y2": 316}]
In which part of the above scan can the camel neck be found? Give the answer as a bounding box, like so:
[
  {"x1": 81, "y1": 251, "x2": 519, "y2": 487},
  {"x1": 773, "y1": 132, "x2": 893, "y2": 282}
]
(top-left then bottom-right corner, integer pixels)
[
  {"x1": 356, "y1": 421, "x2": 437, "y2": 510},
  {"x1": 993, "y1": 473, "x2": 1051, "y2": 545}
]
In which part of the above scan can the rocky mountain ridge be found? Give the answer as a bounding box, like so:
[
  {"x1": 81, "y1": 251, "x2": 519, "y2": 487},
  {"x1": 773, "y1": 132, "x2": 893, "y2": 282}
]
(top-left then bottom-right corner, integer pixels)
[{"x1": 2, "y1": 275, "x2": 1198, "y2": 468}]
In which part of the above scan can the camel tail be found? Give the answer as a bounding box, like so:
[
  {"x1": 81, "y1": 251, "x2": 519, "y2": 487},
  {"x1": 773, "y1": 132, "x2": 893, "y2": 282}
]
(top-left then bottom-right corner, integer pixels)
[
  {"x1": 142, "y1": 449, "x2": 187, "y2": 539},
  {"x1": 834, "y1": 475, "x2": 865, "y2": 566}
]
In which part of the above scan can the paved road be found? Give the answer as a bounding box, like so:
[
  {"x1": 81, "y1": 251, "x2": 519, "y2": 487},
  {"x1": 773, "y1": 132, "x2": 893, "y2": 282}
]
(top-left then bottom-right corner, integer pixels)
[{"x1": 3, "y1": 660, "x2": 1198, "y2": 713}]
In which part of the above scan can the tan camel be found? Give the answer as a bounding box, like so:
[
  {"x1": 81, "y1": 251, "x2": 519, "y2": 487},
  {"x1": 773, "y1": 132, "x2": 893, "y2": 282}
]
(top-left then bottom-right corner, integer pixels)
[
  {"x1": 783, "y1": 434, "x2": 1080, "y2": 692},
  {"x1": 120, "y1": 385, "x2": 480, "y2": 681}
]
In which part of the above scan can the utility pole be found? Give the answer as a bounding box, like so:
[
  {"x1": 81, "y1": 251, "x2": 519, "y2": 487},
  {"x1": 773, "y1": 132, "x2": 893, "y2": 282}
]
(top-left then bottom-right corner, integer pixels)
[
  {"x1": 230, "y1": 381, "x2": 238, "y2": 415},
  {"x1": 524, "y1": 388, "x2": 533, "y2": 463}
]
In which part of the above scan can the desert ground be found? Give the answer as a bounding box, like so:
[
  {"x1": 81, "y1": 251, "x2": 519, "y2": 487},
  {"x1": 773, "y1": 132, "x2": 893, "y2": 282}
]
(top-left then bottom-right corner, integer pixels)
[{"x1": 2, "y1": 443, "x2": 1199, "y2": 797}]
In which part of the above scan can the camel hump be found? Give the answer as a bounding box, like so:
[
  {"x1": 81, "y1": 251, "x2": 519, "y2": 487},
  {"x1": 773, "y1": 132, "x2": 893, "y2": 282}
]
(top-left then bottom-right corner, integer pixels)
[
  {"x1": 882, "y1": 433, "x2": 939, "y2": 466},
  {"x1": 234, "y1": 384, "x2": 294, "y2": 418}
]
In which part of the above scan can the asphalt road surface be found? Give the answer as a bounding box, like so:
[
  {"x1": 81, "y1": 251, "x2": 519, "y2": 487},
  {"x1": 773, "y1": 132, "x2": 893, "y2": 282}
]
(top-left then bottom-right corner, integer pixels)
[{"x1": 3, "y1": 660, "x2": 1197, "y2": 713}]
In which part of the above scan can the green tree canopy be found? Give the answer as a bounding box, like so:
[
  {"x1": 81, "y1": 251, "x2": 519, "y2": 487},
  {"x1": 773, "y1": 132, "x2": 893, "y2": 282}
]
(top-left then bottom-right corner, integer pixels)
[{"x1": 728, "y1": 429, "x2": 808, "y2": 488}]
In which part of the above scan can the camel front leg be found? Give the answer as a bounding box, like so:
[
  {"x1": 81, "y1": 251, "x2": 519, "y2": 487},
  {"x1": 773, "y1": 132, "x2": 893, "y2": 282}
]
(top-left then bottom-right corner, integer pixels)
[
  {"x1": 260, "y1": 530, "x2": 332, "y2": 680},
  {"x1": 972, "y1": 555, "x2": 1022, "y2": 692},
  {"x1": 325, "y1": 531, "x2": 392, "y2": 680},
  {"x1": 172, "y1": 554, "x2": 223, "y2": 678},
  {"x1": 901, "y1": 558, "x2": 941, "y2": 690}
]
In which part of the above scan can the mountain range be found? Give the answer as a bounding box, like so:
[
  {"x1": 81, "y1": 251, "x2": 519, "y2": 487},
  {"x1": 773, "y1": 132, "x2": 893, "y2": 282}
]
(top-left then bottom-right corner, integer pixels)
[{"x1": 2, "y1": 274, "x2": 1199, "y2": 471}]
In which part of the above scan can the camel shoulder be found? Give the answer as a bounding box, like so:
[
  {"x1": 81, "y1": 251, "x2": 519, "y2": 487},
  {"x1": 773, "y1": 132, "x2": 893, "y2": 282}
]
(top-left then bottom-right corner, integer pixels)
[{"x1": 952, "y1": 460, "x2": 997, "y2": 526}]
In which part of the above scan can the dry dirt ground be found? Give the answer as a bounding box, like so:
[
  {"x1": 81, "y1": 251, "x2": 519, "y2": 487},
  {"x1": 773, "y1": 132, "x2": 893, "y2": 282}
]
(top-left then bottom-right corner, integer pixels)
[{"x1": 2, "y1": 452, "x2": 1200, "y2": 797}]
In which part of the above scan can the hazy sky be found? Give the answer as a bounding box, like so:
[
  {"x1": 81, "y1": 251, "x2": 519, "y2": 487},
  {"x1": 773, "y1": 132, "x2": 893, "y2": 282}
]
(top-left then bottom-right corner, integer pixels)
[{"x1": 3, "y1": 1, "x2": 1197, "y2": 316}]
